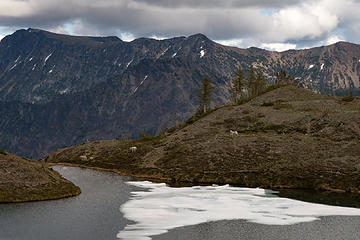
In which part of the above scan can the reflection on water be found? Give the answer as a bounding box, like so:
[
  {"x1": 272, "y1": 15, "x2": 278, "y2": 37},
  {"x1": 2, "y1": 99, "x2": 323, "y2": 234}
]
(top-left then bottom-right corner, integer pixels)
[{"x1": 118, "y1": 181, "x2": 360, "y2": 240}]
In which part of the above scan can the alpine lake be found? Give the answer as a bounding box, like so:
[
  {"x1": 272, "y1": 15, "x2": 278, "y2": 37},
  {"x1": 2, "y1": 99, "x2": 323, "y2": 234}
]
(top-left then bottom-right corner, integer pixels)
[{"x1": 1, "y1": 166, "x2": 360, "y2": 240}]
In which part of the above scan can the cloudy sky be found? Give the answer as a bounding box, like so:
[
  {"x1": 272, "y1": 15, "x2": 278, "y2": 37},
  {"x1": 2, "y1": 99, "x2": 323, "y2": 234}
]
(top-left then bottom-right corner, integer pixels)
[{"x1": 0, "y1": 0, "x2": 360, "y2": 51}]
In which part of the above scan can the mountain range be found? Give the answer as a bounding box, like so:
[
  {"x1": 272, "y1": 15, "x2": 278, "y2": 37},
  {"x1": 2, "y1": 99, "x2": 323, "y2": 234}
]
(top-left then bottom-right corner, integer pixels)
[{"x1": 1, "y1": 28, "x2": 359, "y2": 158}]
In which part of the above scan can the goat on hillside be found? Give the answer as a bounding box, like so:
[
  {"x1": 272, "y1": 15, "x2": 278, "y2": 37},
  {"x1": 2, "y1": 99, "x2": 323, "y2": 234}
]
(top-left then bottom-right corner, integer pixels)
[
  {"x1": 129, "y1": 146, "x2": 137, "y2": 152},
  {"x1": 230, "y1": 130, "x2": 238, "y2": 137}
]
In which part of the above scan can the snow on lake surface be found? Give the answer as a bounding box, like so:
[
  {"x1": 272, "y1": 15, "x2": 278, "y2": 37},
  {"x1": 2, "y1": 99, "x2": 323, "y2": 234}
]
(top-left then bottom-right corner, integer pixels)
[{"x1": 118, "y1": 181, "x2": 360, "y2": 240}]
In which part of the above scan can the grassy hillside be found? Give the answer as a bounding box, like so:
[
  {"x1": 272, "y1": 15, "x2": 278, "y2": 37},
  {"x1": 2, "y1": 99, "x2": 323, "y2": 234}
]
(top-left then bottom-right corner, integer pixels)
[
  {"x1": 0, "y1": 151, "x2": 80, "y2": 203},
  {"x1": 47, "y1": 86, "x2": 360, "y2": 193}
]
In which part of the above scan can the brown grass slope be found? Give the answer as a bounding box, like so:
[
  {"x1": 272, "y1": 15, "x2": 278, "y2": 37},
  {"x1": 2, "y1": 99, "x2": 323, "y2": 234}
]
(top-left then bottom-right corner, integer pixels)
[
  {"x1": 47, "y1": 86, "x2": 360, "y2": 193},
  {"x1": 0, "y1": 152, "x2": 80, "y2": 203}
]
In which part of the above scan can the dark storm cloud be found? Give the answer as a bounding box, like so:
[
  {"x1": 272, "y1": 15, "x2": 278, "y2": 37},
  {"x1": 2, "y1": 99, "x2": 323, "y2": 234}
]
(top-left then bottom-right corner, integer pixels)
[{"x1": 0, "y1": 0, "x2": 279, "y2": 39}]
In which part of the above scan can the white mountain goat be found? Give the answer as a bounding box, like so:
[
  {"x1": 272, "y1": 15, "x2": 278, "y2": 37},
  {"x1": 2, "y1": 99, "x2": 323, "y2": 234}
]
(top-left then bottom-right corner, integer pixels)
[
  {"x1": 129, "y1": 146, "x2": 137, "y2": 152},
  {"x1": 230, "y1": 130, "x2": 238, "y2": 136}
]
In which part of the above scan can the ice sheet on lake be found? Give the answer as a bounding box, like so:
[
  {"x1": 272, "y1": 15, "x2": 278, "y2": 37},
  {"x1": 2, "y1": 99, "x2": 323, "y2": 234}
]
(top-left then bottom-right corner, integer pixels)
[{"x1": 117, "y1": 181, "x2": 360, "y2": 240}]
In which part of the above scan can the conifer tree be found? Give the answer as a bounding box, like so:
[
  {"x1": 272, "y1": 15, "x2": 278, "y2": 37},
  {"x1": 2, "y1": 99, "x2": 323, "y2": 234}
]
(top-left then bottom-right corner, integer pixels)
[
  {"x1": 254, "y1": 69, "x2": 267, "y2": 96},
  {"x1": 198, "y1": 75, "x2": 213, "y2": 114},
  {"x1": 275, "y1": 70, "x2": 297, "y2": 86},
  {"x1": 247, "y1": 66, "x2": 257, "y2": 98},
  {"x1": 230, "y1": 66, "x2": 244, "y2": 104}
]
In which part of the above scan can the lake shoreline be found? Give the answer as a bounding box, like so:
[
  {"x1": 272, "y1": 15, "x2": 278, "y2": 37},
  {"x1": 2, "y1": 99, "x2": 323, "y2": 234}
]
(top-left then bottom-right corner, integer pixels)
[
  {"x1": 0, "y1": 153, "x2": 81, "y2": 204},
  {"x1": 47, "y1": 162, "x2": 359, "y2": 196}
]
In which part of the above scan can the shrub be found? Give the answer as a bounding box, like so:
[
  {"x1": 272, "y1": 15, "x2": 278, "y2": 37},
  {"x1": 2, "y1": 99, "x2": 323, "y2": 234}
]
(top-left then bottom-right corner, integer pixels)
[
  {"x1": 273, "y1": 100, "x2": 282, "y2": 110},
  {"x1": 261, "y1": 101, "x2": 274, "y2": 107},
  {"x1": 341, "y1": 95, "x2": 354, "y2": 102},
  {"x1": 321, "y1": 107, "x2": 330, "y2": 117},
  {"x1": 272, "y1": 100, "x2": 292, "y2": 110},
  {"x1": 185, "y1": 109, "x2": 215, "y2": 125},
  {"x1": 0, "y1": 149, "x2": 7, "y2": 155},
  {"x1": 139, "y1": 132, "x2": 155, "y2": 141},
  {"x1": 301, "y1": 104, "x2": 312, "y2": 112},
  {"x1": 172, "y1": 144, "x2": 188, "y2": 154}
]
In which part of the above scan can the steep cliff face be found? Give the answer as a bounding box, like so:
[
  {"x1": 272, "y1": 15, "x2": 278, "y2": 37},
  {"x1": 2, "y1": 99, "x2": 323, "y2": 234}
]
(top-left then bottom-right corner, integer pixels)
[{"x1": 0, "y1": 29, "x2": 360, "y2": 158}]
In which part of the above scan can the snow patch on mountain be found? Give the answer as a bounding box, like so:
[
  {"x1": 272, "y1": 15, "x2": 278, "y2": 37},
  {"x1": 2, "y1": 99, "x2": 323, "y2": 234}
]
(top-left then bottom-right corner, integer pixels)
[
  {"x1": 126, "y1": 59, "x2": 133, "y2": 68},
  {"x1": 14, "y1": 55, "x2": 21, "y2": 63},
  {"x1": 160, "y1": 47, "x2": 170, "y2": 56},
  {"x1": 59, "y1": 89, "x2": 69, "y2": 95},
  {"x1": 44, "y1": 53, "x2": 53, "y2": 63},
  {"x1": 132, "y1": 75, "x2": 149, "y2": 94},
  {"x1": 9, "y1": 63, "x2": 17, "y2": 71}
]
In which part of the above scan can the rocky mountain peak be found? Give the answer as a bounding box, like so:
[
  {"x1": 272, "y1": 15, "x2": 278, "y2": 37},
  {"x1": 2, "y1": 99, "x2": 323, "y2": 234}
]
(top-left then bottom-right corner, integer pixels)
[{"x1": 187, "y1": 33, "x2": 211, "y2": 41}]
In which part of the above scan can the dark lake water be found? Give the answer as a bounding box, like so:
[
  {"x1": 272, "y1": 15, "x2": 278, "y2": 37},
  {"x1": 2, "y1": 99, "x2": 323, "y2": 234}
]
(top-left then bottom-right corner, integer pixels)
[
  {"x1": 1, "y1": 166, "x2": 360, "y2": 240},
  {"x1": 0, "y1": 166, "x2": 134, "y2": 240}
]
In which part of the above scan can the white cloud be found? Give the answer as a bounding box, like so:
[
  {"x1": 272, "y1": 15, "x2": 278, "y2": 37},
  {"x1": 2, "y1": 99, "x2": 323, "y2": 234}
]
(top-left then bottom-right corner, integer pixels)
[
  {"x1": 215, "y1": 39, "x2": 244, "y2": 48},
  {"x1": 324, "y1": 34, "x2": 344, "y2": 45},
  {"x1": 261, "y1": 43, "x2": 297, "y2": 52},
  {"x1": 0, "y1": 0, "x2": 32, "y2": 17},
  {"x1": 267, "y1": 0, "x2": 338, "y2": 42}
]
